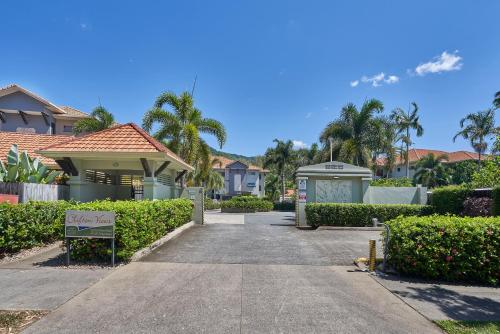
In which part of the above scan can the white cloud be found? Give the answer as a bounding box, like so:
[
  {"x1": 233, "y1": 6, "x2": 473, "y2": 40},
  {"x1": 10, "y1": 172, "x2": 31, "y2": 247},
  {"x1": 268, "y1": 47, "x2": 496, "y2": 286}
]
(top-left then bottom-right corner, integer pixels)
[
  {"x1": 350, "y1": 80, "x2": 359, "y2": 87},
  {"x1": 292, "y1": 140, "x2": 308, "y2": 149},
  {"x1": 305, "y1": 112, "x2": 312, "y2": 119},
  {"x1": 357, "y1": 72, "x2": 400, "y2": 87},
  {"x1": 414, "y1": 51, "x2": 462, "y2": 76}
]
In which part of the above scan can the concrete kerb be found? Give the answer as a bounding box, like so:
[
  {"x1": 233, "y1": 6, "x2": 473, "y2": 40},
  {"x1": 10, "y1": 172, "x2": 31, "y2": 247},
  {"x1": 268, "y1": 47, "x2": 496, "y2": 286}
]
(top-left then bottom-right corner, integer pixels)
[
  {"x1": 318, "y1": 226, "x2": 384, "y2": 231},
  {"x1": 130, "y1": 221, "x2": 195, "y2": 262}
]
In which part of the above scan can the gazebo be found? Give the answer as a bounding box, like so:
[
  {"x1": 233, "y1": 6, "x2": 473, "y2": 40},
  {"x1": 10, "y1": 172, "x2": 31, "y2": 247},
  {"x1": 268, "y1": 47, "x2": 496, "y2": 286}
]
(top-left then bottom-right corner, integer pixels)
[{"x1": 37, "y1": 123, "x2": 193, "y2": 202}]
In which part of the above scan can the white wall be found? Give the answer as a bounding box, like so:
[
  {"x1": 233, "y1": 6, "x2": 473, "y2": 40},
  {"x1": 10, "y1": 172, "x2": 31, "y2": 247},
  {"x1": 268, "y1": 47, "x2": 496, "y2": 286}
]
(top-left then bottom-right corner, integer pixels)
[{"x1": 363, "y1": 186, "x2": 427, "y2": 205}]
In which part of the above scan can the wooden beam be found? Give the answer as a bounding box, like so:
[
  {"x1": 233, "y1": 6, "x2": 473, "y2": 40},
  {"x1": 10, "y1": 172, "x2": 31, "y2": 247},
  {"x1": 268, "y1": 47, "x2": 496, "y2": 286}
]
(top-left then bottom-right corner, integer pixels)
[
  {"x1": 175, "y1": 170, "x2": 187, "y2": 182},
  {"x1": 140, "y1": 158, "x2": 152, "y2": 177},
  {"x1": 18, "y1": 110, "x2": 28, "y2": 124},
  {"x1": 41, "y1": 111, "x2": 50, "y2": 126},
  {"x1": 154, "y1": 161, "x2": 171, "y2": 177},
  {"x1": 55, "y1": 157, "x2": 79, "y2": 176}
]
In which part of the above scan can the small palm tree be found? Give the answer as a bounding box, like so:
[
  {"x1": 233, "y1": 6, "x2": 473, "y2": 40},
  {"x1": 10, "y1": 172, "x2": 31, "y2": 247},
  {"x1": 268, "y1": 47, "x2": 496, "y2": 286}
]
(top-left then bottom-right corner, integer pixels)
[
  {"x1": 413, "y1": 153, "x2": 450, "y2": 188},
  {"x1": 320, "y1": 99, "x2": 384, "y2": 166},
  {"x1": 453, "y1": 109, "x2": 497, "y2": 166},
  {"x1": 265, "y1": 173, "x2": 281, "y2": 201},
  {"x1": 73, "y1": 106, "x2": 115, "y2": 134},
  {"x1": 494, "y1": 91, "x2": 500, "y2": 109},
  {"x1": 142, "y1": 91, "x2": 226, "y2": 166},
  {"x1": 264, "y1": 139, "x2": 295, "y2": 202},
  {"x1": 390, "y1": 102, "x2": 424, "y2": 178}
]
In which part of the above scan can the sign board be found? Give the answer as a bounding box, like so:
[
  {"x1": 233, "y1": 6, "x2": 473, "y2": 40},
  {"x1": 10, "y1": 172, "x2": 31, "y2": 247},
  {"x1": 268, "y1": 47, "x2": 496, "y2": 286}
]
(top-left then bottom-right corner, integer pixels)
[
  {"x1": 65, "y1": 210, "x2": 115, "y2": 239},
  {"x1": 325, "y1": 164, "x2": 344, "y2": 170},
  {"x1": 298, "y1": 179, "x2": 307, "y2": 191},
  {"x1": 298, "y1": 191, "x2": 307, "y2": 203}
]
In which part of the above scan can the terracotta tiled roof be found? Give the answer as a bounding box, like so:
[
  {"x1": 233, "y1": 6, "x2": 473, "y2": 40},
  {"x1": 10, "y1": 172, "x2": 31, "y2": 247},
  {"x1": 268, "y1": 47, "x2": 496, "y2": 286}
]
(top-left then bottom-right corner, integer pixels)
[
  {"x1": 58, "y1": 106, "x2": 89, "y2": 118},
  {"x1": 376, "y1": 148, "x2": 482, "y2": 166},
  {"x1": 212, "y1": 155, "x2": 268, "y2": 172},
  {"x1": 0, "y1": 132, "x2": 73, "y2": 168},
  {"x1": 40, "y1": 123, "x2": 175, "y2": 154}
]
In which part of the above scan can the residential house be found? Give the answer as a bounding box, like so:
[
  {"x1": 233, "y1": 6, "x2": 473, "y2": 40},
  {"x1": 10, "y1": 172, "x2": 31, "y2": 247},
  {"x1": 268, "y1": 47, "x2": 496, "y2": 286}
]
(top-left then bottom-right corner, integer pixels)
[
  {"x1": 211, "y1": 156, "x2": 268, "y2": 199},
  {"x1": 0, "y1": 84, "x2": 89, "y2": 135},
  {"x1": 376, "y1": 148, "x2": 482, "y2": 179}
]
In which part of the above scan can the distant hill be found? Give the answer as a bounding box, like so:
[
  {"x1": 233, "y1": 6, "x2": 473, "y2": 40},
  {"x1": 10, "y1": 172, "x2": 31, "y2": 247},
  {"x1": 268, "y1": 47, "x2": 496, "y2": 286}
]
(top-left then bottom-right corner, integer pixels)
[{"x1": 210, "y1": 147, "x2": 262, "y2": 166}]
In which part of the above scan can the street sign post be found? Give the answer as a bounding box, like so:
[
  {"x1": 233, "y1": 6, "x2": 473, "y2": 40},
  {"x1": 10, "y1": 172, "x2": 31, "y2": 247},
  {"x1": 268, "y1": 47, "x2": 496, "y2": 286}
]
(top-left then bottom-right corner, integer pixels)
[{"x1": 65, "y1": 210, "x2": 116, "y2": 266}]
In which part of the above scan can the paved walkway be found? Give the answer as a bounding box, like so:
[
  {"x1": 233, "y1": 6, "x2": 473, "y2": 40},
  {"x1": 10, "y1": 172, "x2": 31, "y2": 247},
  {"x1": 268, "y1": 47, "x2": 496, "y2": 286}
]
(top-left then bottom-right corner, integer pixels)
[
  {"x1": 0, "y1": 245, "x2": 110, "y2": 310},
  {"x1": 24, "y1": 212, "x2": 442, "y2": 333}
]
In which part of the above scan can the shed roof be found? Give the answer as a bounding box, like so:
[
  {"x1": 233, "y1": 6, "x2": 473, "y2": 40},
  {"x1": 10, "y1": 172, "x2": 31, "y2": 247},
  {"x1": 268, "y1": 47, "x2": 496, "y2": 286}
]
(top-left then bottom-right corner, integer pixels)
[{"x1": 296, "y1": 161, "x2": 372, "y2": 177}]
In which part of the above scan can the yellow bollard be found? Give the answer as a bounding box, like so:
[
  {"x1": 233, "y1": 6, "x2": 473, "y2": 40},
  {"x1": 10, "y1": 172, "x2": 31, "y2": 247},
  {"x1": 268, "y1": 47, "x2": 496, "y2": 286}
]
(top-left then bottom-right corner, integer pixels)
[{"x1": 369, "y1": 240, "x2": 376, "y2": 272}]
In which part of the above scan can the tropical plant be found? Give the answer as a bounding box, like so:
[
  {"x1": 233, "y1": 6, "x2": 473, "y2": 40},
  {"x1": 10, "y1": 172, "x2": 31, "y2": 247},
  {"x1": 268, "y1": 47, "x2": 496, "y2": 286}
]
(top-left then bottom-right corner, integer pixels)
[
  {"x1": 320, "y1": 99, "x2": 384, "y2": 166},
  {"x1": 453, "y1": 109, "x2": 497, "y2": 167},
  {"x1": 371, "y1": 117, "x2": 402, "y2": 177},
  {"x1": 264, "y1": 139, "x2": 295, "y2": 201},
  {"x1": 413, "y1": 153, "x2": 450, "y2": 188},
  {"x1": 265, "y1": 173, "x2": 281, "y2": 201},
  {"x1": 193, "y1": 157, "x2": 225, "y2": 191},
  {"x1": 494, "y1": 91, "x2": 500, "y2": 109},
  {"x1": 470, "y1": 156, "x2": 500, "y2": 188},
  {"x1": 449, "y1": 160, "x2": 478, "y2": 185},
  {"x1": 73, "y1": 106, "x2": 115, "y2": 134},
  {"x1": 296, "y1": 143, "x2": 320, "y2": 166},
  {"x1": 142, "y1": 91, "x2": 226, "y2": 168},
  {"x1": 390, "y1": 102, "x2": 424, "y2": 178},
  {"x1": 0, "y1": 145, "x2": 60, "y2": 184}
]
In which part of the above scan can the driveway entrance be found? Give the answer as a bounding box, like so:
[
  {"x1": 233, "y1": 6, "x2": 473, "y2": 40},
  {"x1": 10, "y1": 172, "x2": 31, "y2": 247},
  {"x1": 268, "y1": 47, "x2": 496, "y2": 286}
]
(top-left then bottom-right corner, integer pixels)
[{"x1": 25, "y1": 212, "x2": 442, "y2": 334}]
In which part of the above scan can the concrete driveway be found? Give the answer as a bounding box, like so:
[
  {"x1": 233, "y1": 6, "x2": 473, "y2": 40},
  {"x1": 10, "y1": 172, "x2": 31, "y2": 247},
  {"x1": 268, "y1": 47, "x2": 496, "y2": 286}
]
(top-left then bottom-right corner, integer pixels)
[{"x1": 24, "y1": 212, "x2": 442, "y2": 334}]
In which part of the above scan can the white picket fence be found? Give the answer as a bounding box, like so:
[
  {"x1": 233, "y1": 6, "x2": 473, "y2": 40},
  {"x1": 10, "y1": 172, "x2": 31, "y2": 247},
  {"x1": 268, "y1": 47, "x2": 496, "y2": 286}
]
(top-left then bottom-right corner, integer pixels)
[{"x1": 0, "y1": 182, "x2": 69, "y2": 202}]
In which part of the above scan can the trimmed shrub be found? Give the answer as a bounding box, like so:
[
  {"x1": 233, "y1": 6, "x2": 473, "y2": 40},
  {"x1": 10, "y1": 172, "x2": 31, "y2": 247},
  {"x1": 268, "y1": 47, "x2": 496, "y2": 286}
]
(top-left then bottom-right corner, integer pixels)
[
  {"x1": 204, "y1": 198, "x2": 221, "y2": 211},
  {"x1": 305, "y1": 203, "x2": 433, "y2": 227},
  {"x1": 220, "y1": 196, "x2": 273, "y2": 212},
  {"x1": 462, "y1": 197, "x2": 492, "y2": 217},
  {"x1": 0, "y1": 201, "x2": 71, "y2": 254},
  {"x1": 493, "y1": 186, "x2": 500, "y2": 216},
  {"x1": 431, "y1": 185, "x2": 471, "y2": 215},
  {"x1": 0, "y1": 199, "x2": 193, "y2": 261},
  {"x1": 273, "y1": 201, "x2": 295, "y2": 211},
  {"x1": 370, "y1": 178, "x2": 413, "y2": 187},
  {"x1": 69, "y1": 199, "x2": 193, "y2": 260},
  {"x1": 385, "y1": 215, "x2": 500, "y2": 285}
]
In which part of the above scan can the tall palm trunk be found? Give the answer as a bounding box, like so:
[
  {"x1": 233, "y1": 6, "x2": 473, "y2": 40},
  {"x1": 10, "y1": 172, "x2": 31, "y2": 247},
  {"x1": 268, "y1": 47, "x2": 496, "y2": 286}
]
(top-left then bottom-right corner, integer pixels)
[
  {"x1": 281, "y1": 170, "x2": 286, "y2": 202},
  {"x1": 406, "y1": 127, "x2": 410, "y2": 178},
  {"x1": 478, "y1": 137, "x2": 483, "y2": 171}
]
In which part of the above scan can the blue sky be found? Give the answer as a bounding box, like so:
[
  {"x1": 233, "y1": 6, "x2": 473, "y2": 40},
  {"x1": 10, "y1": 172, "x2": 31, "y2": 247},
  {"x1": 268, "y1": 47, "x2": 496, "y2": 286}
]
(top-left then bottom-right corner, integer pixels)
[{"x1": 1, "y1": 1, "x2": 499, "y2": 156}]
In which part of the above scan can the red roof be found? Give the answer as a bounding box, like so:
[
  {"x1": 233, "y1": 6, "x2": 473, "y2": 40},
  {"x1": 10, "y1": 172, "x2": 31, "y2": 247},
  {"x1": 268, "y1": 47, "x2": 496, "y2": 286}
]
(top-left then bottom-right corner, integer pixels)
[
  {"x1": 0, "y1": 132, "x2": 73, "y2": 168},
  {"x1": 377, "y1": 148, "x2": 482, "y2": 166}
]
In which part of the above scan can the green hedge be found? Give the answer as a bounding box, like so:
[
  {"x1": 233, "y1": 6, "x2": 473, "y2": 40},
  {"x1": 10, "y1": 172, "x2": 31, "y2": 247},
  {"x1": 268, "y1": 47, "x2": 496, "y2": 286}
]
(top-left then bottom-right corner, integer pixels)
[
  {"x1": 305, "y1": 203, "x2": 433, "y2": 227},
  {"x1": 273, "y1": 201, "x2": 295, "y2": 211},
  {"x1": 0, "y1": 199, "x2": 193, "y2": 261},
  {"x1": 386, "y1": 215, "x2": 500, "y2": 285},
  {"x1": 204, "y1": 198, "x2": 221, "y2": 210},
  {"x1": 431, "y1": 185, "x2": 471, "y2": 215},
  {"x1": 0, "y1": 201, "x2": 72, "y2": 254},
  {"x1": 493, "y1": 186, "x2": 500, "y2": 216},
  {"x1": 220, "y1": 196, "x2": 273, "y2": 212},
  {"x1": 370, "y1": 178, "x2": 413, "y2": 187}
]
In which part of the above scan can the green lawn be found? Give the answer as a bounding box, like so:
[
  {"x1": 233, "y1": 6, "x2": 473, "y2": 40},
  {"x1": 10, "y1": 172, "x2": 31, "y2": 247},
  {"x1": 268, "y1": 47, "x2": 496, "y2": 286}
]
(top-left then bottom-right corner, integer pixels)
[
  {"x1": 0, "y1": 310, "x2": 48, "y2": 334},
  {"x1": 436, "y1": 321, "x2": 500, "y2": 334}
]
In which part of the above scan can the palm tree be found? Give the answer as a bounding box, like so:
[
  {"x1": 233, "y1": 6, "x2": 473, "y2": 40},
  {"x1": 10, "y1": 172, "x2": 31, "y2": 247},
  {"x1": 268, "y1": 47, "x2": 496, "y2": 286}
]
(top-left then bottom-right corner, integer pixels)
[
  {"x1": 142, "y1": 91, "x2": 226, "y2": 167},
  {"x1": 193, "y1": 156, "x2": 224, "y2": 191},
  {"x1": 320, "y1": 99, "x2": 384, "y2": 167},
  {"x1": 264, "y1": 139, "x2": 295, "y2": 202},
  {"x1": 390, "y1": 102, "x2": 424, "y2": 178},
  {"x1": 265, "y1": 173, "x2": 281, "y2": 201},
  {"x1": 494, "y1": 91, "x2": 500, "y2": 109},
  {"x1": 73, "y1": 106, "x2": 115, "y2": 134},
  {"x1": 453, "y1": 109, "x2": 497, "y2": 167},
  {"x1": 413, "y1": 153, "x2": 450, "y2": 188},
  {"x1": 372, "y1": 117, "x2": 402, "y2": 178}
]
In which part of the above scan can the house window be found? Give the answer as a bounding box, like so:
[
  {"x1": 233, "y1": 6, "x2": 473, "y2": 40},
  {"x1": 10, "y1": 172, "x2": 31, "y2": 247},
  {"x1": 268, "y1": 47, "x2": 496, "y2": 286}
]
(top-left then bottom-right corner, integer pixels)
[
  {"x1": 397, "y1": 167, "x2": 401, "y2": 172},
  {"x1": 63, "y1": 125, "x2": 74, "y2": 133},
  {"x1": 51, "y1": 122, "x2": 56, "y2": 134}
]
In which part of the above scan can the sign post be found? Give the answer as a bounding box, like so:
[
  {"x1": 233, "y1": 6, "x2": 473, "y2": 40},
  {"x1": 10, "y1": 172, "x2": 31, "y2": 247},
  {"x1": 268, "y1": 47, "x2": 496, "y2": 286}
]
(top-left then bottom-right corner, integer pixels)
[{"x1": 65, "y1": 210, "x2": 116, "y2": 266}]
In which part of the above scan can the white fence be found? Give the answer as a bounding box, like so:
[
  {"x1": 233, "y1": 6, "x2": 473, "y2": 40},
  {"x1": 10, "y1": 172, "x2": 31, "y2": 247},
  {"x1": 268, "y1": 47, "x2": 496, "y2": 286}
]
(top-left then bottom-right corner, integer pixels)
[{"x1": 0, "y1": 182, "x2": 70, "y2": 202}]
